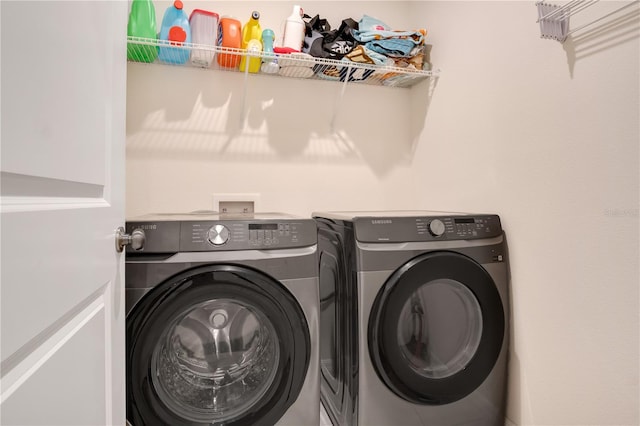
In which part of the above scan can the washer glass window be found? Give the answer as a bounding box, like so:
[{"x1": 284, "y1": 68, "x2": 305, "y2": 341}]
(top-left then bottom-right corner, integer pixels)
[
  {"x1": 152, "y1": 298, "x2": 279, "y2": 423},
  {"x1": 397, "y1": 279, "x2": 482, "y2": 379},
  {"x1": 127, "y1": 265, "x2": 311, "y2": 425}
]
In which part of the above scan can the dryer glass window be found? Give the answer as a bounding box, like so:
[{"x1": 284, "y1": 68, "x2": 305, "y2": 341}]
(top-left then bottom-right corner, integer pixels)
[
  {"x1": 151, "y1": 298, "x2": 280, "y2": 423},
  {"x1": 397, "y1": 279, "x2": 482, "y2": 379}
]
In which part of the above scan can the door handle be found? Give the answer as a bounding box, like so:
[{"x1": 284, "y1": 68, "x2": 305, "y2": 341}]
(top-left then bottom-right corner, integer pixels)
[{"x1": 115, "y1": 227, "x2": 146, "y2": 252}]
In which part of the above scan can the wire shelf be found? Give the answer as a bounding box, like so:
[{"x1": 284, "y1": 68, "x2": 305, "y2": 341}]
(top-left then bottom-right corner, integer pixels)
[{"x1": 127, "y1": 36, "x2": 439, "y2": 88}]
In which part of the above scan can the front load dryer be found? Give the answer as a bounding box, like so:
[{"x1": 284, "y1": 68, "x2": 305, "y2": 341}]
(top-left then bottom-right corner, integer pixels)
[
  {"x1": 314, "y1": 211, "x2": 509, "y2": 426},
  {"x1": 125, "y1": 212, "x2": 319, "y2": 426}
]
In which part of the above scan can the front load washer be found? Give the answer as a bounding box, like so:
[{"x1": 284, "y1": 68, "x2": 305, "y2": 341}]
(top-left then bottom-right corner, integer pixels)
[
  {"x1": 125, "y1": 213, "x2": 319, "y2": 426},
  {"x1": 314, "y1": 211, "x2": 509, "y2": 426}
]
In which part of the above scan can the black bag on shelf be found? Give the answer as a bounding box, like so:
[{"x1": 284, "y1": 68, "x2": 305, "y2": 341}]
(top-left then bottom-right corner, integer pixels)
[
  {"x1": 302, "y1": 14, "x2": 331, "y2": 58},
  {"x1": 303, "y1": 14, "x2": 359, "y2": 60}
]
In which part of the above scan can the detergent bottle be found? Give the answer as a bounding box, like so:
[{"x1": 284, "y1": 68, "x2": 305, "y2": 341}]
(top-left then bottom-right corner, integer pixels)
[
  {"x1": 126, "y1": 0, "x2": 158, "y2": 62},
  {"x1": 158, "y1": 0, "x2": 191, "y2": 64},
  {"x1": 282, "y1": 5, "x2": 305, "y2": 51},
  {"x1": 239, "y1": 11, "x2": 262, "y2": 73},
  {"x1": 217, "y1": 17, "x2": 242, "y2": 68}
]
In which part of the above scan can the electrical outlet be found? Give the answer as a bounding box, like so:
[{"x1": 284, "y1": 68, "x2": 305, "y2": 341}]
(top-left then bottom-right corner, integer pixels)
[
  {"x1": 219, "y1": 201, "x2": 254, "y2": 214},
  {"x1": 212, "y1": 193, "x2": 261, "y2": 214}
]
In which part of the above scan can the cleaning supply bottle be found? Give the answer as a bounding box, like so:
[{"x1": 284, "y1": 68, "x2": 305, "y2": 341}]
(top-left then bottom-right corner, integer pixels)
[
  {"x1": 126, "y1": 0, "x2": 158, "y2": 62},
  {"x1": 158, "y1": 0, "x2": 191, "y2": 65},
  {"x1": 189, "y1": 9, "x2": 219, "y2": 67},
  {"x1": 217, "y1": 17, "x2": 242, "y2": 68},
  {"x1": 260, "y1": 29, "x2": 279, "y2": 74},
  {"x1": 239, "y1": 11, "x2": 262, "y2": 73},
  {"x1": 282, "y1": 5, "x2": 305, "y2": 52}
]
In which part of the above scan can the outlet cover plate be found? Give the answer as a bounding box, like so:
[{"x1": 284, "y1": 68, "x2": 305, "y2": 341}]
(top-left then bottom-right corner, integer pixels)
[{"x1": 212, "y1": 193, "x2": 261, "y2": 213}]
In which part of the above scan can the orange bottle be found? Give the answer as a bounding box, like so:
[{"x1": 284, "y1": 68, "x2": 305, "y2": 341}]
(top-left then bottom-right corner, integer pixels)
[{"x1": 217, "y1": 17, "x2": 242, "y2": 68}]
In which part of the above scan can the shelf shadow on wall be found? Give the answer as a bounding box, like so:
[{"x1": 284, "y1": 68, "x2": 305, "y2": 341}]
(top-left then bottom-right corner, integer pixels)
[
  {"x1": 409, "y1": 76, "x2": 439, "y2": 157},
  {"x1": 562, "y1": 6, "x2": 640, "y2": 78},
  {"x1": 126, "y1": 63, "x2": 435, "y2": 178}
]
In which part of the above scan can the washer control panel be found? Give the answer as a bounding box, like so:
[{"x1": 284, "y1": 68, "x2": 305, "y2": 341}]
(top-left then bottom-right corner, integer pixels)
[
  {"x1": 355, "y1": 214, "x2": 502, "y2": 243},
  {"x1": 183, "y1": 220, "x2": 316, "y2": 251},
  {"x1": 125, "y1": 219, "x2": 317, "y2": 252}
]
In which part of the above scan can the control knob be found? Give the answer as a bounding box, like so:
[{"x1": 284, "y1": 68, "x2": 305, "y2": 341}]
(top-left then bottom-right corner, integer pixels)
[
  {"x1": 208, "y1": 224, "x2": 230, "y2": 245},
  {"x1": 428, "y1": 219, "x2": 446, "y2": 237}
]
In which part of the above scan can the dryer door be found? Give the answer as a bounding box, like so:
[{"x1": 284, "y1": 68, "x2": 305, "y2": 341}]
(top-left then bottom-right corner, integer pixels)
[
  {"x1": 368, "y1": 251, "x2": 504, "y2": 405},
  {"x1": 127, "y1": 264, "x2": 310, "y2": 425}
]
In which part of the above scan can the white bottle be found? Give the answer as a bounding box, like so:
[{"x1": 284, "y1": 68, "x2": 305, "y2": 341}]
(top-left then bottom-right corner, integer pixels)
[{"x1": 282, "y1": 5, "x2": 305, "y2": 51}]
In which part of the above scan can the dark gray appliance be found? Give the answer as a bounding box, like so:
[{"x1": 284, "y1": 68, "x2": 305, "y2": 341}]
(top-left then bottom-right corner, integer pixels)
[
  {"x1": 125, "y1": 212, "x2": 319, "y2": 426},
  {"x1": 314, "y1": 210, "x2": 509, "y2": 426}
]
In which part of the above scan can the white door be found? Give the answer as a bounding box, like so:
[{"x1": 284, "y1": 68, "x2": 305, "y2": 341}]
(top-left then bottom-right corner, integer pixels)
[{"x1": 1, "y1": 1, "x2": 127, "y2": 425}]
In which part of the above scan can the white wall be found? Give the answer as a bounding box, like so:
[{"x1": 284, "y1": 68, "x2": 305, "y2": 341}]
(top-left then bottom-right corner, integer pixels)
[
  {"x1": 126, "y1": 1, "x2": 640, "y2": 425},
  {"x1": 126, "y1": 1, "x2": 420, "y2": 217},
  {"x1": 408, "y1": 2, "x2": 639, "y2": 425}
]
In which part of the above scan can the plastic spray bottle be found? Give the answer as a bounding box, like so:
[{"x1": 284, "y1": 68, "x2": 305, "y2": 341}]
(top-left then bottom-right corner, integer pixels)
[{"x1": 239, "y1": 11, "x2": 262, "y2": 73}]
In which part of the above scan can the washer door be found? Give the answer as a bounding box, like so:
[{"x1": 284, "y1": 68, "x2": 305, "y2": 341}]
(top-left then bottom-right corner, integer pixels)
[
  {"x1": 368, "y1": 251, "x2": 504, "y2": 405},
  {"x1": 127, "y1": 264, "x2": 310, "y2": 425}
]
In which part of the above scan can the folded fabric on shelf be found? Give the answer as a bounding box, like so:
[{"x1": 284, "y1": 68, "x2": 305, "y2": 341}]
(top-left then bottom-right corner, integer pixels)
[
  {"x1": 352, "y1": 15, "x2": 426, "y2": 58},
  {"x1": 344, "y1": 45, "x2": 389, "y2": 65},
  {"x1": 365, "y1": 37, "x2": 423, "y2": 58}
]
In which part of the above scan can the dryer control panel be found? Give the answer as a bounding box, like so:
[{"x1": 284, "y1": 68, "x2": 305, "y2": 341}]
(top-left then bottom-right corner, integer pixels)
[
  {"x1": 354, "y1": 214, "x2": 502, "y2": 243},
  {"x1": 125, "y1": 219, "x2": 317, "y2": 252}
]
